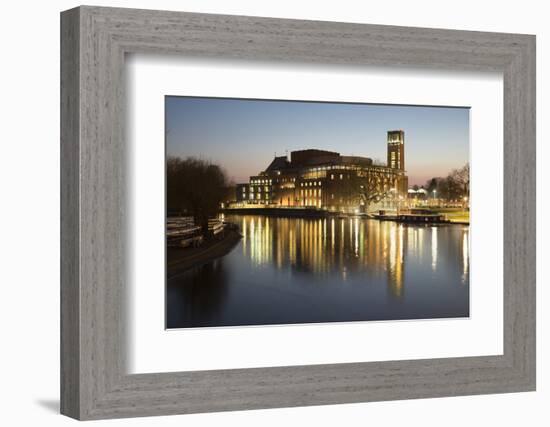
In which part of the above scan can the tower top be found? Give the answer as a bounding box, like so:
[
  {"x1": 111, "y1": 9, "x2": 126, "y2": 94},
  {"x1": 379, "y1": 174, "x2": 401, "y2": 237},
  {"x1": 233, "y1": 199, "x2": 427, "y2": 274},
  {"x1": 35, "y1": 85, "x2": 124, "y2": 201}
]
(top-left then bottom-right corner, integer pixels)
[{"x1": 387, "y1": 130, "x2": 405, "y2": 145}]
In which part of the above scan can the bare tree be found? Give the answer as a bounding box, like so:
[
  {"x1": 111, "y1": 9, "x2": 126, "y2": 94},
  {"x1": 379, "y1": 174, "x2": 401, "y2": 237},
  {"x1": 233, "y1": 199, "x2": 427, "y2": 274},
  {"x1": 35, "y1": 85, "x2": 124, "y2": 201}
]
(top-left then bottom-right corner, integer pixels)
[
  {"x1": 425, "y1": 177, "x2": 439, "y2": 194},
  {"x1": 354, "y1": 172, "x2": 396, "y2": 212},
  {"x1": 424, "y1": 163, "x2": 469, "y2": 202},
  {"x1": 167, "y1": 157, "x2": 228, "y2": 234},
  {"x1": 450, "y1": 163, "x2": 470, "y2": 197}
]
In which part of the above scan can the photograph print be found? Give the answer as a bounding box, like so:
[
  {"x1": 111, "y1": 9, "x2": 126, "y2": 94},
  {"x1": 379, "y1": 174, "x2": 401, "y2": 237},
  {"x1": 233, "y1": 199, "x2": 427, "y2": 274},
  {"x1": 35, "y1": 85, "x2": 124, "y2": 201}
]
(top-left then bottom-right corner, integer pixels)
[{"x1": 165, "y1": 96, "x2": 470, "y2": 329}]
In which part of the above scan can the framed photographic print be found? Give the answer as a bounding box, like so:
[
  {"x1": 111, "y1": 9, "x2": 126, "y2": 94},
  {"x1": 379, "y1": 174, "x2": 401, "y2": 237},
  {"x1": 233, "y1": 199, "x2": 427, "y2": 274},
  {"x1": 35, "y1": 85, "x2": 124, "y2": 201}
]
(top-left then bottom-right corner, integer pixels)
[
  {"x1": 164, "y1": 97, "x2": 471, "y2": 329},
  {"x1": 61, "y1": 6, "x2": 536, "y2": 420}
]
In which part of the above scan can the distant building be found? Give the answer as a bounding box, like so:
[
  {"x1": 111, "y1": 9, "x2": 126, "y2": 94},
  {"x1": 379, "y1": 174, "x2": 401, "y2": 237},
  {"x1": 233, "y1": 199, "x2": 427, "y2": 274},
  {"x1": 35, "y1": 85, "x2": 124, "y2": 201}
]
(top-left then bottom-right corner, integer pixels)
[
  {"x1": 408, "y1": 188, "x2": 428, "y2": 197},
  {"x1": 235, "y1": 132, "x2": 408, "y2": 213}
]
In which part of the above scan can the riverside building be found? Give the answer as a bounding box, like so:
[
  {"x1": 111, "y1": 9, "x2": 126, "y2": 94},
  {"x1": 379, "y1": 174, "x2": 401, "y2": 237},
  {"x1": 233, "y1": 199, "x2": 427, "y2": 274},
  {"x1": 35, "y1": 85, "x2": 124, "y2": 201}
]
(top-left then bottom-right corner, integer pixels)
[{"x1": 235, "y1": 131, "x2": 408, "y2": 213}]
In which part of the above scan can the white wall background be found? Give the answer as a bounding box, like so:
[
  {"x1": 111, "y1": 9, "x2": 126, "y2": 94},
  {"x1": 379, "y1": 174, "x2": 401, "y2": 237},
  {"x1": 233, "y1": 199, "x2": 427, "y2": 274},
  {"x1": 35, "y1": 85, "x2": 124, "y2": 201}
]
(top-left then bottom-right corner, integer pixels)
[{"x1": 0, "y1": 0, "x2": 546, "y2": 425}]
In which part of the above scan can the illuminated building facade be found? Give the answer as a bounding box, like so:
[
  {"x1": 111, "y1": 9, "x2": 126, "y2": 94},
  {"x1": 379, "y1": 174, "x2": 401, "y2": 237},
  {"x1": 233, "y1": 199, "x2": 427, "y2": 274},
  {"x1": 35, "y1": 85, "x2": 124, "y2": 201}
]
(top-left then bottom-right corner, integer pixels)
[
  {"x1": 387, "y1": 130, "x2": 405, "y2": 170},
  {"x1": 236, "y1": 132, "x2": 408, "y2": 212}
]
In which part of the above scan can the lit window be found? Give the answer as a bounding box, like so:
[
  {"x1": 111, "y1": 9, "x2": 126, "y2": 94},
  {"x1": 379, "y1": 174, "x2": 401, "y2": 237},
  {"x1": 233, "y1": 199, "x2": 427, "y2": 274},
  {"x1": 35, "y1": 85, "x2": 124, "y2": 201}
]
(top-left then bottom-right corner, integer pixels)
[
  {"x1": 318, "y1": 181, "x2": 321, "y2": 186},
  {"x1": 331, "y1": 174, "x2": 334, "y2": 180},
  {"x1": 340, "y1": 174, "x2": 343, "y2": 180}
]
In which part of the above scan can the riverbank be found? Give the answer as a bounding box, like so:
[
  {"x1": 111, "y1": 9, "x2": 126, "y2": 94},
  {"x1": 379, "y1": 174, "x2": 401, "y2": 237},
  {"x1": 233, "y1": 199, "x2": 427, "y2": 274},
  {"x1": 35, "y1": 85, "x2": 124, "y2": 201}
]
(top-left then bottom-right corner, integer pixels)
[
  {"x1": 224, "y1": 207, "x2": 469, "y2": 225},
  {"x1": 370, "y1": 211, "x2": 469, "y2": 225},
  {"x1": 436, "y1": 208, "x2": 470, "y2": 224},
  {"x1": 223, "y1": 207, "x2": 328, "y2": 218},
  {"x1": 167, "y1": 229, "x2": 242, "y2": 279}
]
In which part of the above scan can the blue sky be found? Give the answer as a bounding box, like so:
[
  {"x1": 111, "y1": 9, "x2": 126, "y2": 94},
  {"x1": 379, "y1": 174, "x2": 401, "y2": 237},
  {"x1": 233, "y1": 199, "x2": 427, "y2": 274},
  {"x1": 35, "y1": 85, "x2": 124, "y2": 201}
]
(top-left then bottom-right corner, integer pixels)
[{"x1": 166, "y1": 96, "x2": 469, "y2": 186}]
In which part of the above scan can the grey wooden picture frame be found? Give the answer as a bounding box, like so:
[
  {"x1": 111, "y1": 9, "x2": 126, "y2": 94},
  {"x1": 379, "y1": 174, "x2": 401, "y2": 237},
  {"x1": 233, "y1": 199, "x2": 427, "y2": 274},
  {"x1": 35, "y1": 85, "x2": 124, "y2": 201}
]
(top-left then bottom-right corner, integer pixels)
[{"x1": 60, "y1": 5, "x2": 536, "y2": 421}]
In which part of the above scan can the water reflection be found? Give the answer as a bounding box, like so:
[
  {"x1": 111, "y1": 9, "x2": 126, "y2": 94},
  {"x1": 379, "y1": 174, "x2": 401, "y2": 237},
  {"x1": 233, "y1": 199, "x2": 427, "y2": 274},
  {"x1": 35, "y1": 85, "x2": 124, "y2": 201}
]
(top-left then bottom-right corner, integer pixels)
[
  {"x1": 239, "y1": 216, "x2": 415, "y2": 288},
  {"x1": 462, "y1": 229, "x2": 469, "y2": 284},
  {"x1": 167, "y1": 215, "x2": 470, "y2": 328},
  {"x1": 432, "y1": 226, "x2": 438, "y2": 271},
  {"x1": 166, "y1": 259, "x2": 229, "y2": 328}
]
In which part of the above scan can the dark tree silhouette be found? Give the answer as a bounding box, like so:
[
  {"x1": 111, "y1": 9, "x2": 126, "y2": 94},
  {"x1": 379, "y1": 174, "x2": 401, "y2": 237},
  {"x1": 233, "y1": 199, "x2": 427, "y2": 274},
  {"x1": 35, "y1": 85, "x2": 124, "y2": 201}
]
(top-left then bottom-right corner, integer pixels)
[
  {"x1": 167, "y1": 157, "x2": 228, "y2": 234},
  {"x1": 424, "y1": 163, "x2": 469, "y2": 202},
  {"x1": 449, "y1": 163, "x2": 470, "y2": 197},
  {"x1": 425, "y1": 177, "x2": 439, "y2": 194}
]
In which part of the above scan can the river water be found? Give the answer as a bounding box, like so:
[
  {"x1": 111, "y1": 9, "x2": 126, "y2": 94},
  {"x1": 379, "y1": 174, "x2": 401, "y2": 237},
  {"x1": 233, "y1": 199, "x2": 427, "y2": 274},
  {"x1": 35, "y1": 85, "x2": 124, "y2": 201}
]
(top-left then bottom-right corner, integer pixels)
[{"x1": 167, "y1": 215, "x2": 470, "y2": 328}]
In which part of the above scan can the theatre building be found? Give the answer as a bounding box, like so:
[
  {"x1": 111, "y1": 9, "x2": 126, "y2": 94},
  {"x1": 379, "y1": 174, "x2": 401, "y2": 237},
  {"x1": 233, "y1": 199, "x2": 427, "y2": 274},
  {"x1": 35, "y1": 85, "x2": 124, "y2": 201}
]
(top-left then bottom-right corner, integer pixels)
[{"x1": 236, "y1": 130, "x2": 408, "y2": 213}]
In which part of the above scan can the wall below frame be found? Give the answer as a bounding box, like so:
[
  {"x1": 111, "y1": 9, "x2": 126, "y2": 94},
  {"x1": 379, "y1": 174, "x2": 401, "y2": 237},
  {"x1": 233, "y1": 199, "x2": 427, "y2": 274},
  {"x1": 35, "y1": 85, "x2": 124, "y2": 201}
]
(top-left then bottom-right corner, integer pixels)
[{"x1": 2, "y1": 0, "x2": 546, "y2": 426}]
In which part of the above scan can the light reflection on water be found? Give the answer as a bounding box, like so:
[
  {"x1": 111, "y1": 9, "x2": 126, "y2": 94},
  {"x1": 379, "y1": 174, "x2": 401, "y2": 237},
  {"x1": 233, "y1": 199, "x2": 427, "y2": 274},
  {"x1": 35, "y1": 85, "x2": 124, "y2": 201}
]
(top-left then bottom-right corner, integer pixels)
[{"x1": 167, "y1": 215, "x2": 470, "y2": 329}]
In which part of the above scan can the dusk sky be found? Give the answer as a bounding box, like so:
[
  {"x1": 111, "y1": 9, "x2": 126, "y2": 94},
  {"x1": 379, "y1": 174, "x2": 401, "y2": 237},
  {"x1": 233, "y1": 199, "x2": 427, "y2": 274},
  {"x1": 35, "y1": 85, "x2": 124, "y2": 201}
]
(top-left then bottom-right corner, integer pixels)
[{"x1": 166, "y1": 96, "x2": 469, "y2": 186}]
